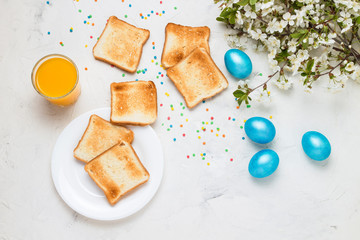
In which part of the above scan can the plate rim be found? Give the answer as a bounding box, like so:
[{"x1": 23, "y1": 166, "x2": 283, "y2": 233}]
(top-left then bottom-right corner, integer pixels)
[{"x1": 51, "y1": 107, "x2": 164, "y2": 221}]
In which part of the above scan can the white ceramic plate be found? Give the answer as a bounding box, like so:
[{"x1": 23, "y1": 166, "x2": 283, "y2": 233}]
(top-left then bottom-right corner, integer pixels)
[{"x1": 51, "y1": 107, "x2": 163, "y2": 220}]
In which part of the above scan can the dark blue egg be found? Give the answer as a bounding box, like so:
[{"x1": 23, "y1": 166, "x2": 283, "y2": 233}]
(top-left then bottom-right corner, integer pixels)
[
  {"x1": 244, "y1": 117, "x2": 276, "y2": 144},
  {"x1": 302, "y1": 131, "x2": 331, "y2": 161},
  {"x1": 224, "y1": 49, "x2": 252, "y2": 79},
  {"x1": 248, "y1": 149, "x2": 279, "y2": 178}
]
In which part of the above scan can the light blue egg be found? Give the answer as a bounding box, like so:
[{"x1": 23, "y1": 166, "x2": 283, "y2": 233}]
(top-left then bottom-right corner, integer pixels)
[
  {"x1": 244, "y1": 117, "x2": 276, "y2": 144},
  {"x1": 249, "y1": 149, "x2": 279, "y2": 178},
  {"x1": 224, "y1": 49, "x2": 252, "y2": 79},
  {"x1": 302, "y1": 131, "x2": 331, "y2": 161}
]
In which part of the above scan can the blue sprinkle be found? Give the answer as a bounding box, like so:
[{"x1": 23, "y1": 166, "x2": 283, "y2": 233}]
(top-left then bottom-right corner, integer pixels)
[
  {"x1": 151, "y1": 10, "x2": 154, "y2": 13},
  {"x1": 46, "y1": 1, "x2": 49, "y2": 4},
  {"x1": 173, "y1": 138, "x2": 176, "y2": 142},
  {"x1": 142, "y1": 70, "x2": 145, "y2": 74},
  {"x1": 147, "y1": 14, "x2": 150, "y2": 17},
  {"x1": 129, "y1": 4, "x2": 132, "y2": 7},
  {"x1": 242, "y1": 137, "x2": 245, "y2": 140},
  {"x1": 47, "y1": 31, "x2": 50, "y2": 35},
  {"x1": 235, "y1": 98, "x2": 238, "y2": 100},
  {"x1": 170, "y1": 125, "x2": 173, "y2": 128},
  {"x1": 202, "y1": 100, "x2": 206, "y2": 103},
  {"x1": 141, "y1": 16, "x2": 144, "y2": 19},
  {"x1": 83, "y1": 20, "x2": 86, "y2": 24},
  {"x1": 154, "y1": 56, "x2": 157, "y2": 59},
  {"x1": 203, "y1": 153, "x2": 206, "y2": 156},
  {"x1": 161, "y1": 82, "x2": 164, "y2": 85},
  {"x1": 145, "y1": 68, "x2": 147, "y2": 71},
  {"x1": 232, "y1": 118, "x2": 235, "y2": 121},
  {"x1": 158, "y1": 72, "x2": 161, "y2": 75},
  {"x1": 135, "y1": 79, "x2": 139, "y2": 81},
  {"x1": 152, "y1": 46, "x2": 155, "y2": 49},
  {"x1": 162, "y1": 10, "x2": 165, "y2": 14}
]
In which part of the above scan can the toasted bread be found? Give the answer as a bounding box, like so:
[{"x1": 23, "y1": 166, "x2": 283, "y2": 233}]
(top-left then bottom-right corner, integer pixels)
[
  {"x1": 161, "y1": 23, "x2": 210, "y2": 69},
  {"x1": 166, "y1": 47, "x2": 228, "y2": 108},
  {"x1": 73, "y1": 114, "x2": 134, "y2": 163},
  {"x1": 85, "y1": 141, "x2": 149, "y2": 205},
  {"x1": 93, "y1": 16, "x2": 150, "y2": 73},
  {"x1": 110, "y1": 81, "x2": 157, "y2": 126}
]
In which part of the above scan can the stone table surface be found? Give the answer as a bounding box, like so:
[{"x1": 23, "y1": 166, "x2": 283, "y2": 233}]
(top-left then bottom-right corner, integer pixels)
[{"x1": 1, "y1": 0, "x2": 360, "y2": 239}]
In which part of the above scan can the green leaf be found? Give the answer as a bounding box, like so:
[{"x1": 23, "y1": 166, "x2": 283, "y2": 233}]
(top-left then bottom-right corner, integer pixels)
[
  {"x1": 290, "y1": 29, "x2": 308, "y2": 39},
  {"x1": 305, "y1": 59, "x2": 315, "y2": 73},
  {"x1": 233, "y1": 89, "x2": 245, "y2": 98},
  {"x1": 249, "y1": 0, "x2": 257, "y2": 5},
  {"x1": 356, "y1": 16, "x2": 360, "y2": 24},
  {"x1": 235, "y1": 0, "x2": 249, "y2": 6},
  {"x1": 229, "y1": 12, "x2": 236, "y2": 24},
  {"x1": 216, "y1": 17, "x2": 226, "y2": 22},
  {"x1": 220, "y1": 7, "x2": 233, "y2": 18}
]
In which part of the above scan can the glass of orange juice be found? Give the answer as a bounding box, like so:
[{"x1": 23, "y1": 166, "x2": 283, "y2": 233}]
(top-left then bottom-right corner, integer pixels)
[{"x1": 31, "y1": 54, "x2": 80, "y2": 106}]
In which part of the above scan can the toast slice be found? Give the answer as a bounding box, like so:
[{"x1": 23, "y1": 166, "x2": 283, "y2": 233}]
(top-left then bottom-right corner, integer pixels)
[
  {"x1": 110, "y1": 81, "x2": 157, "y2": 126},
  {"x1": 161, "y1": 23, "x2": 210, "y2": 68},
  {"x1": 93, "y1": 16, "x2": 150, "y2": 73},
  {"x1": 85, "y1": 141, "x2": 149, "y2": 205},
  {"x1": 74, "y1": 114, "x2": 134, "y2": 163},
  {"x1": 166, "y1": 47, "x2": 228, "y2": 108}
]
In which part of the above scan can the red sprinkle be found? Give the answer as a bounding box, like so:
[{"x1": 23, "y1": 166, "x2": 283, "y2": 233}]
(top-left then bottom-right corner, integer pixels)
[{"x1": 167, "y1": 117, "x2": 170, "y2": 120}]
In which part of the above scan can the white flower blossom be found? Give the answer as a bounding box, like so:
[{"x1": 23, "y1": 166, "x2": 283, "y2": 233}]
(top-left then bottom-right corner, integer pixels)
[
  {"x1": 345, "y1": 62, "x2": 355, "y2": 72},
  {"x1": 283, "y1": 12, "x2": 296, "y2": 26}
]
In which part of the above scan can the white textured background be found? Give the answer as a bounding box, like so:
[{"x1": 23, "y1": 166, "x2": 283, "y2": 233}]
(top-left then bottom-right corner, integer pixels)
[{"x1": 1, "y1": 0, "x2": 360, "y2": 239}]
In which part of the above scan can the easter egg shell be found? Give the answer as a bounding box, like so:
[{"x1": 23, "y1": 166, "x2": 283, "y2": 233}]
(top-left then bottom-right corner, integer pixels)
[
  {"x1": 248, "y1": 149, "x2": 279, "y2": 178},
  {"x1": 302, "y1": 131, "x2": 331, "y2": 161},
  {"x1": 244, "y1": 117, "x2": 276, "y2": 144},
  {"x1": 224, "y1": 49, "x2": 252, "y2": 79}
]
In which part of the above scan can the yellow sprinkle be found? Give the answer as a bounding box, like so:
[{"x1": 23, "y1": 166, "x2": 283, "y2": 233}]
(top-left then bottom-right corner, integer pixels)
[
  {"x1": 171, "y1": 108, "x2": 174, "y2": 111},
  {"x1": 205, "y1": 122, "x2": 208, "y2": 125},
  {"x1": 270, "y1": 116, "x2": 273, "y2": 119},
  {"x1": 186, "y1": 119, "x2": 188, "y2": 122},
  {"x1": 85, "y1": 45, "x2": 88, "y2": 48},
  {"x1": 207, "y1": 162, "x2": 210, "y2": 166},
  {"x1": 198, "y1": 136, "x2": 201, "y2": 139},
  {"x1": 160, "y1": 65, "x2": 163, "y2": 68},
  {"x1": 201, "y1": 153, "x2": 203, "y2": 156},
  {"x1": 244, "y1": 120, "x2": 247, "y2": 123},
  {"x1": 87, "y1": 22, "x2": 89, "y2": 25},
  {"x1": 216, "y1": 134, "x2": 219, "y2": 136},
  {"x1": 165, "y1": 92, "x2": 169, "y2": 96},
  {"x1": 159, "y1": 13, "x2": 162, "y2": 16},
  {"x1": 267, "y1": 91, "x2": 271, "y2": 95},
  {"x1": 151, "y1": 60, "x2": 154, "y2": 63},
  {"x1": 145, "y1": 17, "x2": 147, "y2": 19}
]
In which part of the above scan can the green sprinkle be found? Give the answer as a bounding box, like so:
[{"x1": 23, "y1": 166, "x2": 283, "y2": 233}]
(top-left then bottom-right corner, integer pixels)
[
  {"x1": 155, "y1": 62, "x2": 158, "y2": 65},
  {"x1": 122, "y1": 73, "x2": 125, "y2": 77},
  {"x1": 78, "y1": 9, "x2": 82, "y2": 13},
  {"x1": 196, "y1": 130, "x2": 200, "y2": 133},
  {"x1": 202, "y1": 121, "x2": 205, "y2": 124},
  {"x1": 202, "y1": 157, "x2": 205, "y2": 160},
  {"x1": 125, "y1": 15, "x2": 128, "y2": 18},
  {"x1": 193, "y1": 154, "x2": 195, "y2": 157},
  {"x1": 259, "y1": 73, "x2": 263, "y2": 76},
  {"x1": 156, "y1": 76, "x2": 159, "y2": 79},
  {"x1": 217, "y1": 128, "x2": 220, "y2": 131},
  {"x1": 210, "y1": 121, "x2": 213, "y2": 125},
  {"x1": 180, "y1": 102, "x2": 183, "y2": 106},
  {"x1": 170, "y1": 104, "x2": 173, "y2": 108},
  {"x1": 180, "y1": 113, "x2": 183, "y2": 116},
  {"x1": 167, "y1": 128, "x2": 170, "y2": 131},
  {"x1": 182, "y1": 106, "x2": 185, "y2": 109},
  {"x1": 247, "y1": 105, "x2": 251, "y2": 108},
  {"x1": 240, "y1": 126, "x2": 243, "y2": 129},
  {"x1": 225, "y1": 149, "x2": 228, "y2": 152},
  {"x1": 174, "y1": 7, "x2": 178, "y2": 10},
  {"x1": 162, "y1": 123, "x2": 164, "y2": 126}
]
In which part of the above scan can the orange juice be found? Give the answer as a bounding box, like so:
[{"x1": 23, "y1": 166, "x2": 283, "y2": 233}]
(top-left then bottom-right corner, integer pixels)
[{"x1": 32, "y1": 54, "x2": 80, "y2": 106}]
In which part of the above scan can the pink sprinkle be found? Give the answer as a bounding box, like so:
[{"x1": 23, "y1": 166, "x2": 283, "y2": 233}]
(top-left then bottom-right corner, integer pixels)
[
  {"x1": 160, "y1": 103, "x2": 163, "y2": 107},
  {"x1": 160, "y1": 1, "x2": 162, "y2": 3},
  {"x1": 183, "y1": 133, "x2": 185, "y2": 137},
  {"x1": 228, "y1": 117, "x2": 231, "y2": 120},
  {"x1": 156, "y1": 12, "x2": 159, "y2": 15},
  {"x1": 90, "y1": 36, "x2": 93, "y2": 39},
  {"x1": 230, "y1": 158, "x2": 233, "y2": 161},
  {"x1": 187, "y1": 155, "x2": 189, "y2": 159},
  {"x1": 167, "y1": 117, "x2": 170, "y2": 120}
]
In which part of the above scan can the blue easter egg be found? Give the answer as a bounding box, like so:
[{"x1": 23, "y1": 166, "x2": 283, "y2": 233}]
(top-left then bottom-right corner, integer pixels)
[
  {"x1": 224, "y1": 49, "x2": 252, "y2": 79},
  {"x1": 302, "y1": 131, "x2": 331, "y2": 161},
  {"x1": 244, "y1": 117, "x2": 276, "y2": 144},
  {"x1": 249, "y1": 149, "x2": 279, "y2": 178}
]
